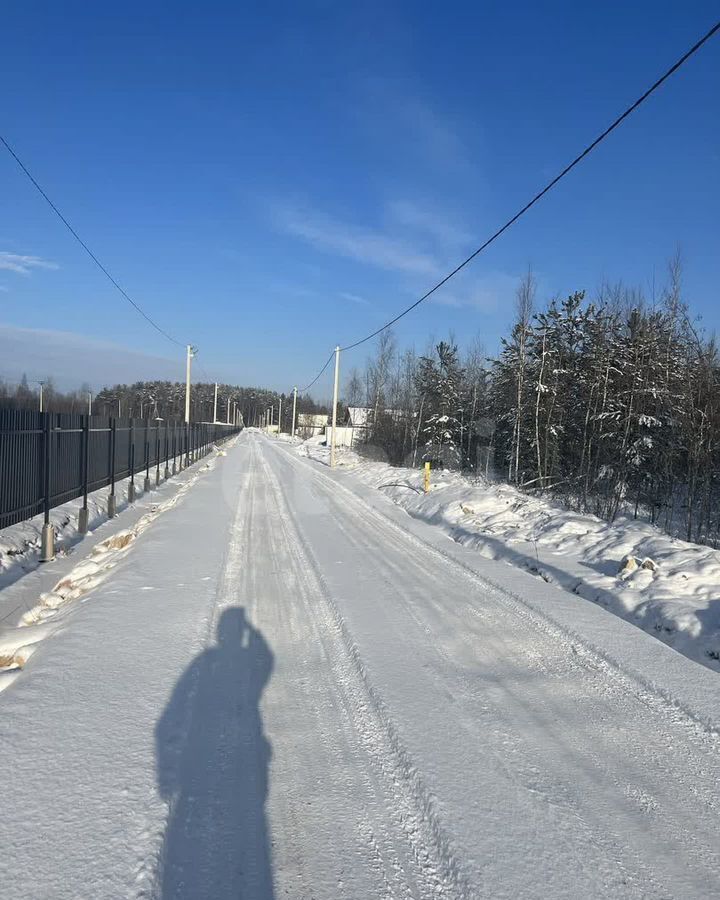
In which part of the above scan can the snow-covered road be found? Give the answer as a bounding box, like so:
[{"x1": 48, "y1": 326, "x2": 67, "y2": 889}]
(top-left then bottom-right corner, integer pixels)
[{"x1": 1, "y1": 431, "x2": 720, "y2": 898}]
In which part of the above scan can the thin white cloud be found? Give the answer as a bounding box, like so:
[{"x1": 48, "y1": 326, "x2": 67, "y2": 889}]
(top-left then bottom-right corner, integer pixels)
[
  {"x1": 400, "y1": 97, "x2": 470, "y2": 170},
  {"x1": 0, "y1": 252, "x2": 59, "y2": 275},
  {"x1": 431, "y1": 271, "x2": 520, "y2": 313},
  {"x1": 278, "y1": 208, "x2": 439, "y2": 276},
  {"x1": 386, "y1": 200, "x2": 473, "y2": 248},
  {"x1": 339, "y1": 291, "x2": 371, "y2": 306},
  {"x1": 0, "y1": 323, "x2": 180, "y2": 390},
  {"x1": 355, "y1": 81, "x2": 477, "y2": 176}
]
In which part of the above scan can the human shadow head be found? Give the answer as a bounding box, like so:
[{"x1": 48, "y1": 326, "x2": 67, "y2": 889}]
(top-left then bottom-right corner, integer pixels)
[
  {"x1": 155, "y1": 605, "x2": 275, "y2": 899},
  {"x1": 217, "y1": 605, "x2": 247, "y2": 642}
]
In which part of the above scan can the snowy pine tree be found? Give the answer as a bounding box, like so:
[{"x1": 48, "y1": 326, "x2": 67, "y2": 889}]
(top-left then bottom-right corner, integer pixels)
[{"x1": 415, "y1": 341, "x2": 464, "y2": 468}]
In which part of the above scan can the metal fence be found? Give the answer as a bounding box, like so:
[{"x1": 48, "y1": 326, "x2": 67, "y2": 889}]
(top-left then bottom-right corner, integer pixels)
[{"x1": 0, "y1": 407, "x2": 241, "y2": 531}]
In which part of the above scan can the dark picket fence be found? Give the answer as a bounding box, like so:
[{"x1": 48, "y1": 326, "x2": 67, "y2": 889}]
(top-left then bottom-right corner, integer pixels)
[{"x1": 0, "y1": 407, "x2": 241, "y2": 531}]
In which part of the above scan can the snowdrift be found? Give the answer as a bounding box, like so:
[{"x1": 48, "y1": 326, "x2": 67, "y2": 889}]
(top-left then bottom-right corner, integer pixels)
[{"x1": 297, "y1": 439, "x2": 720, "y2": 672}]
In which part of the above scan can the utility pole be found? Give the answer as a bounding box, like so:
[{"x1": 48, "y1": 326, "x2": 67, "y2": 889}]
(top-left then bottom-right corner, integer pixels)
[
  {"x1": 37, "y1": 380, "x2": 46, "y2": 413},
  {"x1": 330, "y1": 345, "x2": 340, "y2": 468},
  {"x1": 213, "y1": 383, "x2": 218, "y2": 423},
  {"x1": 185, "y1": 344, "x2": 196, "y2": 424},
  {"x1": 291, "y1": 386, "x2": 297, "y2": 438},
  {"x1": 278, "y1": 396, "x2": 282, "y2": 435},
  {"x1": 88, "y1": 391, "x2": 93, "y2": 416}
]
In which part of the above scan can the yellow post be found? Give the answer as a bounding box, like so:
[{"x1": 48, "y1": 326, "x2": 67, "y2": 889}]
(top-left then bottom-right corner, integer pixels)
[{"x1": 424, "y1": 461, "x2": 431, "y2": 493}]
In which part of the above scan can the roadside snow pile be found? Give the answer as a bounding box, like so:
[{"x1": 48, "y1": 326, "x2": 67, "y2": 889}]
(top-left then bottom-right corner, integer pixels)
[
  {"x1": 298, "y1": 440, "x2": 720, "y2": 672},
  {"x1": 0, "y1": 443, "x2": 236, "y2": 681},
  {"x1": 0, "y1": 443, "x2": 236, "y2": 591},
  {"x1": 0, "y1": 482, "x2": 122, "y2": 591}
]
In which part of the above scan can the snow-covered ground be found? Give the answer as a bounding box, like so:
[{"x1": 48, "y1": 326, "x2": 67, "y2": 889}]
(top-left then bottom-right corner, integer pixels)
[
  {"x1": 297, "y1": 437, "x2": 720, "y2": 673},
  {"x1": 2, "y1": 431, "x2": 720, "y2": 898},
  {"x1": 0, "y1": 444, "x2": 232, "y2": 674},
  {"x1": 0, "y1": 449, "x2": 227, "y2": 594}
]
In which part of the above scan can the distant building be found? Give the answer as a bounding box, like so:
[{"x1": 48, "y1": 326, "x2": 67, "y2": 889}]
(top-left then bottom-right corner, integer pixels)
[
  {"x1": 345, "y1": 407, "x2": 372, "y2": 428},
  {"x1": 296, "y1": 412, "x2": 328, "y2": 440}
]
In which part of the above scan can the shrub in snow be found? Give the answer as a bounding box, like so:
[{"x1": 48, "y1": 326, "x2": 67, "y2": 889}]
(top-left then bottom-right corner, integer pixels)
[{"x1": 618, "y1": 555, "x2": 639, "y2": 578}]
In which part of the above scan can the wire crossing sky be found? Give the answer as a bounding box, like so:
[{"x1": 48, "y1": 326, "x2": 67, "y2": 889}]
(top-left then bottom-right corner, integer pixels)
[
  {"x1": 0, "y1": 134, "x2": 185, "y2": 348},
  {"x1": 2, "y1": 4, "x2": 718, "y2": 394},
  {"x1": 297, "y1": 18, "x2": 720, "y2": 391}
]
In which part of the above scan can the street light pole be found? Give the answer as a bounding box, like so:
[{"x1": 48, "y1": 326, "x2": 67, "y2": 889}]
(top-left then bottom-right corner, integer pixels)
[
  {"x1": 330, "y1": 345, "x2": 340, "y2": 468},
  {"x1": 185, "y1": 344, "x2": 196, "y2": 424}
]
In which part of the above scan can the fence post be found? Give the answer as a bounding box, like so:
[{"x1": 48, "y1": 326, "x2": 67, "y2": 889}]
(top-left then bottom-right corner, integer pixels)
[
  {"x1": 128, "y1": 418, "x2": 136, "y2": 502},
  {"x1": 78, "y1": 414, "x2": 91, "y2": 533},
  {"x1": 40, "y1": 412, "x2": 55, "y2": 561},
  {"x1": 143, "y1": 419, "x2": 151, "y2": 492},
  {"x1": 164, "y1": 422, "x2": 170, "y2": 480},
  {"x1": 176, "y1": 421, "x2": 182, "y2": 472},
  {"x1": 108, "y1": 417, "x2": 117, "y2": 517},
  {"x1": 155, "y1": 422, "x2": 161, "y2": 486}
]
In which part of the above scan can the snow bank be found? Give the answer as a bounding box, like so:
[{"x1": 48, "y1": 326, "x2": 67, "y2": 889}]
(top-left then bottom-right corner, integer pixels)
[
  {"x1": 0, "y1": 444, "x2": 233, "y2": 681},
  {"x1": 0, "y1": 443, "x2": 231, "y2": 590},
  {"x1": 298, "y1": 441, "x2": 720, "y2": 673}
]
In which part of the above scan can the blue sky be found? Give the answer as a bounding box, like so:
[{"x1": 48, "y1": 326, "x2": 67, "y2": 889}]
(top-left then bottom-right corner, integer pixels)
[{"x1": 1, "y1": 2, "x2": 718, "y2": 399}]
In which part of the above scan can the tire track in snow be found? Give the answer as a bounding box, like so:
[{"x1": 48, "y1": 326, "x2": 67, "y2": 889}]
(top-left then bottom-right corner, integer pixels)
[
  {"x1": 266, "y1": 439, "x2": 720, "y2": 895},
  {"x1": 144, "y1": 442, "x2": 258, "y2": 899},
  {"x1": 275, "y1": 440, "x2": 720, "y2": 739},
  {"x1": 245, "y1": 437, "x2": 408, "y2": 898},
  {"x1": 257, "y1": 438, "x2": 473, "y2": 900}
]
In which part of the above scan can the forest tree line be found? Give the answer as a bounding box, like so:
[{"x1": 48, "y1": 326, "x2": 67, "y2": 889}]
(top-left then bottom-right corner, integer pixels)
[
  {"x1": 0, "y1": 376, "x2": 328, "y2": 425},
  {"x1": 343, "y1": 258, "x2": 720, "y2": 546},
  {"x1": 3, "y1": 257, "x2": 718, "y2": 545}
]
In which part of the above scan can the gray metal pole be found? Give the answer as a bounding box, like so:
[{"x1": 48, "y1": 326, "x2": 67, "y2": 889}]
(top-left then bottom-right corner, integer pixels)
[
  {"x1": 40, "y1": 412, "x2": 55, "y2": 561},
  {"x1": 78, "y1": 414, "x2": 91, "y2": 532},
  {"x1": 155, "y1": 422, "x2": 161, "y2": 485},
  {"x1": 144, "y1": 419, "x2": 151, "y2": 492},
  {"x1": 108, "y1": 417, "x2": 117, "y2": 517},
  {"x1": 128, "y1": 418, "x2": 136, "y2": 502}
]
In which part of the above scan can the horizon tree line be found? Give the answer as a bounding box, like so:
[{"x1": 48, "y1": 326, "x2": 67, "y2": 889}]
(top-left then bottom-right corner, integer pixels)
[{"x1": 3, "y1": 255, "x2": 718, "y2": 545}]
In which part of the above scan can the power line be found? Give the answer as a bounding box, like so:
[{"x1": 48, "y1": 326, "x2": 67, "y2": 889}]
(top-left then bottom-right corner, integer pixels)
[
  {"x1": 333, "y1": 18, "x2": 720, "y2": 354},
  {"x1": 299, "y1": 352, "x2": 335, "y2": 393},
  {"x1": 0, "y1": 134, "x2": 183, "y2": 347}
]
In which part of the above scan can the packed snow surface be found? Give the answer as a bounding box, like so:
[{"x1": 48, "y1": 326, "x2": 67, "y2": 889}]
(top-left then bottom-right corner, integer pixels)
[
  {"x1": 297, "y1": 437, "x2": 720, "y2": 672},
  {"x1": 1, "y1": 431, "x2": 720, "y2": 898}
]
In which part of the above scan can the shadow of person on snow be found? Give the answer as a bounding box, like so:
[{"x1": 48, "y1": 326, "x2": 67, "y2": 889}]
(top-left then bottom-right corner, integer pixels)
[{"x1": 155, "y1": 607, "x2": 274, "y2": 899}]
